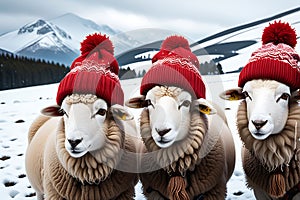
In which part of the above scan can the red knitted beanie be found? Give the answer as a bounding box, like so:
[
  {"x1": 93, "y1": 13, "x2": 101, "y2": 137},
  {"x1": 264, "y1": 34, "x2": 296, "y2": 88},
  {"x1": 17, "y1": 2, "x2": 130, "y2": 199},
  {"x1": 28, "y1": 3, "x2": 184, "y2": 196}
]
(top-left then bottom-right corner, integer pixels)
[
  {"x1": 238, "y1": 21, "x2": 300, "y2": 91},
  {"x1": 56, "y1": 33, "x2": 124, "y2": 106},
  {"x1": 140, "y1": 35, "x2": 205, "y2": 99}
]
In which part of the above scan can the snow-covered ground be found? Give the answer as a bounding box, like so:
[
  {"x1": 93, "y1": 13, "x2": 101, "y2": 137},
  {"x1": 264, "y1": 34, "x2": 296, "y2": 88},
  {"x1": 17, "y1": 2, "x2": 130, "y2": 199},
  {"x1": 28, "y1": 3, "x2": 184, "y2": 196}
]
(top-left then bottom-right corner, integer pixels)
[{"x1": 0, "y1": 73, "x2": 255, "y2": 199}]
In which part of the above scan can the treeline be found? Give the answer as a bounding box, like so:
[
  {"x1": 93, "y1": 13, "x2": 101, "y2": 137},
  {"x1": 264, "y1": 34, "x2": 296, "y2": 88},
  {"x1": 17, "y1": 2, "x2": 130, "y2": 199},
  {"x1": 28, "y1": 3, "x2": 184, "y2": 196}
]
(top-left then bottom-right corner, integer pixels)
[
  {"x1": 199, "y1": 61, "x2": 224, "y2": 75},
  {"x1": 0, "y1": 52, "x2": 224, "y2": 91},
  {"x1": 119, "y1": 67, "x2": 146, "y2": 80},
  {"x1": 0, "y1": 53, "x2": 148, "y2": 91},
  {"x1": 0, "y1": 53, "x2": 69, "y2": 90}
]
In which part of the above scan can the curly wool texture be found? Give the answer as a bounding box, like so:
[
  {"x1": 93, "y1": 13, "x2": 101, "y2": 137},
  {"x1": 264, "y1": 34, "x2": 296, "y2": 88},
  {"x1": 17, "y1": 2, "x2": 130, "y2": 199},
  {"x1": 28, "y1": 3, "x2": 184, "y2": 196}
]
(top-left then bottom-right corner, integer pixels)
[
  {"x1": 139, "y1": 109, "x2": 227, "y2": 199},
  {"x1": 152, "y1": 86, "x2": 183, "y2": 100},
  {"x1": 238, "y1": 99, "x2": 300, "y2": 197},
  {"x1": 64, "y1": 93, "x2": 99, "y2": 104},
  {"x1": 243, "y1": 148, "x2": 300, "y2": 198},
  {"x1": 141, "y1": 109, "x2": 207, "y2": 175},
  {"x1": 42, "y1": 119, "x2": 137, "y2": 199},
  {"x1": 56, "y1": 117, "x2": 124, "y2": 183},
  {"x1": 27, "y1": 94, "x2": 138, "y2": 199},
  {"x1": 167, "y1": 176, "x2": 189, "y2": 200},
  {"x1": 238, "y1": 100, "x2": 300, "y2": 171},
  {"x1": 59, "y1": 93, "x2": 124, "y2": 183}
]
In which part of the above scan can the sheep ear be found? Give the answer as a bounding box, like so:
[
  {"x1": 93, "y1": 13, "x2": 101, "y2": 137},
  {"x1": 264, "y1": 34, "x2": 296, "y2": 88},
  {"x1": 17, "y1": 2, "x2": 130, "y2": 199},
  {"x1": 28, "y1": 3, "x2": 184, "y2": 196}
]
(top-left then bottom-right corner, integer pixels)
[
  {"x1": 219, "y1": 88, "x2": 244, "y2": 100},
  {"x1": 193, "y1": 98, "x2": 217, "y2": 115},
  {"x1": 41, "y1": 105, "x2": 63, "y2": 117},
  {"x1": 111, "y1": 104, "x2": 134, "y2": 121},
  {"x1": 125, "y1": 95, "x2": 146, "y2": 108}
]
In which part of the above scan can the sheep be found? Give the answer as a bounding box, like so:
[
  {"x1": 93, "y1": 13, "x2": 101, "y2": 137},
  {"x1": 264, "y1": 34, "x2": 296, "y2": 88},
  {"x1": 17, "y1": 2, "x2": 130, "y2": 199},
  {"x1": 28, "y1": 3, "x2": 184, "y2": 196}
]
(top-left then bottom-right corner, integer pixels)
[
  {"x1": 25, "y1": 33, "x2": 139, "y2": 200},
  {"x1": 125, "y1": 35, "x2": 235, "y2": 200},
  {"x1": 126, "y1": 86, "x2": 236, "y2": 200},
  {"x1": 220, "y1": 21, "x2": 300, "y2": 199},
  {"x1": 221, "y1": 80, "x2": 300, "y2": 199},
  {"x1": 26, "y1": 94, "x2": 139, "y2": 200}
]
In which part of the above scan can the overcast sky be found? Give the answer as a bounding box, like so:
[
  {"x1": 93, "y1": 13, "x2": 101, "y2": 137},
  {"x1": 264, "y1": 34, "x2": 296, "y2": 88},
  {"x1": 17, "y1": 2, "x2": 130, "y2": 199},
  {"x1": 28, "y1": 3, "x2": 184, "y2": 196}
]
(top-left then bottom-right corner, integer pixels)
[{"x1": 0, "y1": 0, "x2": 299, "y2": 40}]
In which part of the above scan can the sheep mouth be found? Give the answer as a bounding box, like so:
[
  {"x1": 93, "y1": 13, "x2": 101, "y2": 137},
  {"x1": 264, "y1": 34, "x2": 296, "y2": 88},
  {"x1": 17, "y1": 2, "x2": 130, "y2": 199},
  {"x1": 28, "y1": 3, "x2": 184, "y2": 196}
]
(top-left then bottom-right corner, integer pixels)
[
  {"x1": 155, "y1": 139, "x2": 173, "y2": 148},
  {"x1": 251, "y1": 131, "x2": 271, "y2": 140},
  {"x1": 253, "y1": 132, "x2": 264, "y2": 136},
  {"x1": 71, "y1": 149, "x2": 83, "y2": 154},
  {"x1": 158, "y1": 138, "x2": 171, "y2": 144},
  {"x1": 67, "y1": 148, "x2": 88, "y2": 158}
]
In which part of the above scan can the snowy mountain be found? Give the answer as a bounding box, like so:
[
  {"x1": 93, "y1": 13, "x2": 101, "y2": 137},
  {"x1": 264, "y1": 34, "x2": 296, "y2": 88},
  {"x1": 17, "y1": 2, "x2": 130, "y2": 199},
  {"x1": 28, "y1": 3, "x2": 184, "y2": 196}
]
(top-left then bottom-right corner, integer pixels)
[
  {"x1": 191, "y1": 7, "x2": 300, "y2": 73},
  {"x1": 15, "y1": 19, "x2": 78, "y2": 65},
  {"x1": 0, "y1": 13, "x2": 118, "y2": 66},
  {"x1": 1, "y1": 7, "x2": 300, "y2": 70},
  {"x1": 0, "y1": 12, "x2": 179, "y2": 67},
  {"x1": 117, "y1": 7, "x2": 300, "y2": 73},
  {"x1": 49, "y1": 13, "x2": 117, "y2": 50}
]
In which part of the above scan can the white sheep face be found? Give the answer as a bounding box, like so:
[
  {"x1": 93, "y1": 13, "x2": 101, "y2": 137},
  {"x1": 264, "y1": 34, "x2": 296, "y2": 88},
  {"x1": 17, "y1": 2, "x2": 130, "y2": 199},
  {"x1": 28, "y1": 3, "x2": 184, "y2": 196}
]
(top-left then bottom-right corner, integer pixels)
[
  {"x1": 61, "y1": 99, "x2": 108, "y2": 158},
  {"x1": 243, "y1": 80, "x2": 290, "y2": 140},
  {"x1": 145, "y1": 87, "x2": 192, "y2": 148}
]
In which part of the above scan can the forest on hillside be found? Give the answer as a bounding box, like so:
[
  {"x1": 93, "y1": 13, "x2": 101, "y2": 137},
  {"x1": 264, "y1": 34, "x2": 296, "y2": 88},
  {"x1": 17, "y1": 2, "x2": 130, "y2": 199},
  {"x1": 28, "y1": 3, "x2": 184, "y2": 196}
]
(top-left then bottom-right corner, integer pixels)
[
  {"x1": 0, "y1": 51, "x2": 226, "y2": 91},
  {"x1": 0, "y1": 53, "x2": 143, "y2": 90},
  {"x1": 0, "y1": 53, "x2": 70, "y2": 90}
]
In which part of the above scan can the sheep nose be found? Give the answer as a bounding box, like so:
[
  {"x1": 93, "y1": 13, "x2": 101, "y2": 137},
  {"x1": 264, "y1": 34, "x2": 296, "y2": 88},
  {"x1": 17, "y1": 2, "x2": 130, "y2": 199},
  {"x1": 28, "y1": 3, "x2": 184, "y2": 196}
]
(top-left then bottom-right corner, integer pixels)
[
  {"x1": 68, "y1": 138, "x2": 83, "y2": 149},
  {"x1": 252, "y1": 120, "x2": 268, "y2": 130},
  {"x1": 156, "y1": 128, "x2": 171, "y2": 136}
]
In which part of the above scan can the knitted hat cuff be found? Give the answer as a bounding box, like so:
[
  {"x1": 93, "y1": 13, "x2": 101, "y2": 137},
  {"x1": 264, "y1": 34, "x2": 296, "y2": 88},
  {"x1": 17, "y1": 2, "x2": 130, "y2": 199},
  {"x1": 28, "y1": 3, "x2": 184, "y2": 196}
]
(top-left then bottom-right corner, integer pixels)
[
  {"x1": 140, "y1": 35, "x2": 205, "y2": 100},
  {"x1": 141, "y1": 56, "x2": 205, "y2": 99},
  {"x1": 238, "y1": 58, "x2": 300, "y2": 90},
  {"x1": 56, "y1": 60, "x2": 123, "y2": 106},
  {"x1": 56, "y1": 33, "x2": 123, "y2": 106}
]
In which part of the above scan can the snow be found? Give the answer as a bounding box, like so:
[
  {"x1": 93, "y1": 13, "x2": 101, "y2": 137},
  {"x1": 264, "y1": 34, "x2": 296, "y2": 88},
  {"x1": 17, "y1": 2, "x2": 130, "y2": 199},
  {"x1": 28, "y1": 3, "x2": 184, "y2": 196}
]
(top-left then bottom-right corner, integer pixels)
[
  {"x1": 0, "y1": 14, "x2": 115, "y2": 55},
  {"x1": 191, "y1": 10, "x2": 300, "y2": 73},
  {"x1": 0, "y1": 30, "x2": 44, "y2": 52},
  {"x1": 0, "y1": 73, "x2": 256, "y2": 199},
  {"x1": 0, "y1": 10, "x2": 299, "y2": 72},
  {"x1": 49, "y1": 13, "x2": 117, "y2": 52}
]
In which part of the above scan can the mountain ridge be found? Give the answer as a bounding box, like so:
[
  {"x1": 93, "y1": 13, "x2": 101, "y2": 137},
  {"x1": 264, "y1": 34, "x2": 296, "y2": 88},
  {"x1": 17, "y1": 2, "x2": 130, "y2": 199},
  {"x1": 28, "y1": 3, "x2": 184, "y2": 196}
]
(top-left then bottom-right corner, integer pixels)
[
  {"x1": 190, "y1": 6, "x2": 300, "y2": 47},
  {"x1": 0, "y1": 9, "x2": 299, "y2": 71},
  {"x1": 0, "y1": 13, "x2": 118, "y2": 66},
  {"x1": 116, "y1": 7, "x2": 300, "y2": 73}
]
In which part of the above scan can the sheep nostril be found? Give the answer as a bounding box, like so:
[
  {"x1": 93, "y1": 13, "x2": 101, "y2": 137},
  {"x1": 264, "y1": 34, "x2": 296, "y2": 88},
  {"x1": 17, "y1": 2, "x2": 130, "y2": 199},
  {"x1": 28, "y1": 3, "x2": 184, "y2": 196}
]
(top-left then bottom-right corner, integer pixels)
[
  {"x1": 252, "y1": 120, "x2": 268, "y2": 130},
  {"x1": 156, "y1": 128, "x2": 171, "y2": 137},
  {"x1": 68, "y1": 138, "x2": 83, "y2": 149}
]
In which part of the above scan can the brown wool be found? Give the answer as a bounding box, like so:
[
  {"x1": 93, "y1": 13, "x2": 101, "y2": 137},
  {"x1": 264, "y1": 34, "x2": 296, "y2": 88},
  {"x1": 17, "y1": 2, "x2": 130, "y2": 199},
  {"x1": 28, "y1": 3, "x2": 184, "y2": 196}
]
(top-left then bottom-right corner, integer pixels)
[
  {"x1": 26, "y1": 96, "x2": 139, "y2": 199},
  {"x1": 138, "y1": 87, "x2": 234, "y2": 199},
  {"x1": 167, "y1": 176, "x2": 189, "y2": 200},
  {"x1": 268, "y1": 173, "x2": 286, "y2": 198},
  {"x1": 238, "y1": 99, "x2": 300, "y2": 197},
  {"x1": 237, "y1": 100, "x2": 300, "y2": 171}
]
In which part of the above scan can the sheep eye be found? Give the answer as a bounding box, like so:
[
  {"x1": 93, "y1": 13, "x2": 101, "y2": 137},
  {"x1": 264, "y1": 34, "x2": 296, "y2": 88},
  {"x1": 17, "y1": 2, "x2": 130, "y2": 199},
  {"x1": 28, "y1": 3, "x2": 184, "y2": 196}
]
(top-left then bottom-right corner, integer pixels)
[
  {"x1": 59, "y1": 109, "x2": 68, "y2": 117},
  {"x1": 144, "y1": 99, "x2": 155, "y2": 108},
  {"x1": 96, "y1": 108, "x2": 107, "y2": 116},
  {"x1": 179, "y1": 100, "x2": 191, "y2": 109},
  {"x1": 242, "y1": 91, "x2": 252, "y2": 101},
  {"x1": 276, "y1": 93, "x2": 290, "y2": 103}
]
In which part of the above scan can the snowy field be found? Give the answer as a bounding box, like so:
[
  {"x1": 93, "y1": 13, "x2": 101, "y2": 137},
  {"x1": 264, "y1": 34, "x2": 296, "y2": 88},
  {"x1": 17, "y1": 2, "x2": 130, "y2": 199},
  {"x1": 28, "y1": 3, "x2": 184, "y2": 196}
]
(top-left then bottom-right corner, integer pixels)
[{"x1": 0, "y1": 73, "x2": 256, "y2": 199}]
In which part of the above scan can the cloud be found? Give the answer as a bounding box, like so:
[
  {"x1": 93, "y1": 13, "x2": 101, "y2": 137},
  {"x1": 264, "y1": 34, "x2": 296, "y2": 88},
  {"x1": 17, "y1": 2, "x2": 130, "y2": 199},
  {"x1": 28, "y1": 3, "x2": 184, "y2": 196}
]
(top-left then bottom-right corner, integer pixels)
[{"x1": 0, "y1": 0, "x2": 299, "y2": 39}]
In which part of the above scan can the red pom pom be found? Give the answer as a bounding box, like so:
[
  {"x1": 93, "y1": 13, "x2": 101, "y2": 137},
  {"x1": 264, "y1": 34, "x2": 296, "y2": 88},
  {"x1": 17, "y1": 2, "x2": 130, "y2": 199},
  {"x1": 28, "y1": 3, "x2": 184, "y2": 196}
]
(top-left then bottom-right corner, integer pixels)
[
  {"x1": 80, "y1": 33, "x2": 114, "y2": 55},
  {"x1": 161, "y1": 35, "x2": 191, "y2": 51},
  {"x1": 262, "y1": 21, "x2": 297, "y2": 48}
]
